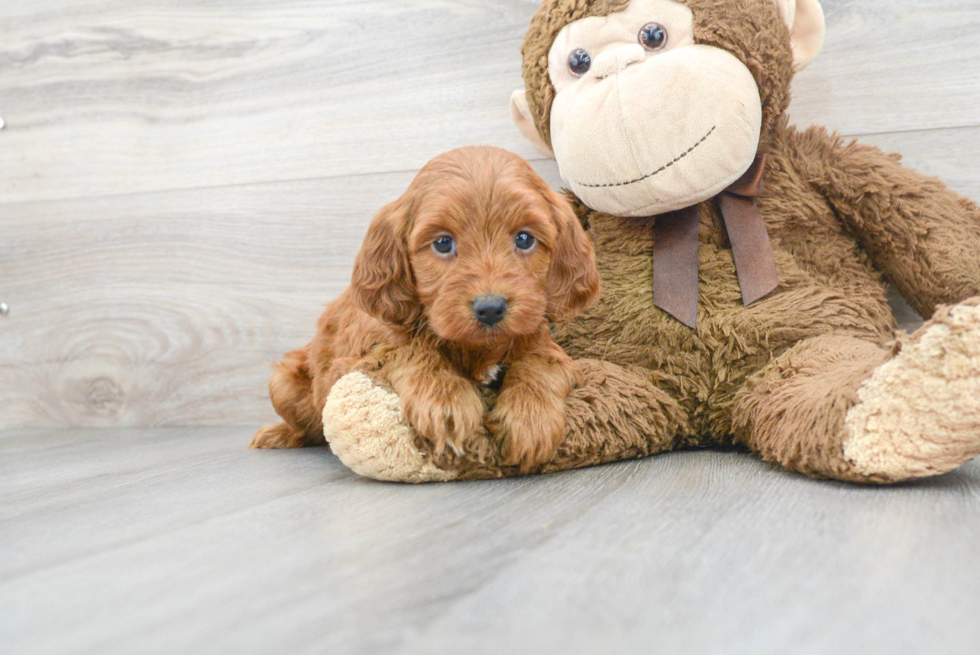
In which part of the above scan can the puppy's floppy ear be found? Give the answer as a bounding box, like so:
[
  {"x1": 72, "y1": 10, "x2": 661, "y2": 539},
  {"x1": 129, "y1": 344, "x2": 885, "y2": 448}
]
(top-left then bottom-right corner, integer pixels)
[
  {"x1": 544, "y1": 188, "x2": 601, "y2": 323},
  {"x1": 350, "y1": 197, "x2": 422, "y2": 327}
]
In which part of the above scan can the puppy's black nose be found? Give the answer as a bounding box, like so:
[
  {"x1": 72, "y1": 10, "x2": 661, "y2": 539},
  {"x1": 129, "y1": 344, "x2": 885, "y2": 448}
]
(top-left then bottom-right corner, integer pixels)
[{"x1": 473, "y1": 295, "x2": 508, "y2": 327}]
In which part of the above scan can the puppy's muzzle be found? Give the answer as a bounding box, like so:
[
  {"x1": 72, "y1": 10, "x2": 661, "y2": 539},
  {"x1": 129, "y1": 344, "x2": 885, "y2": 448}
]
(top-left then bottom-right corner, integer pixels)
[{"x1": 472, "y1": 295, "x2": 508, "y2": 327}]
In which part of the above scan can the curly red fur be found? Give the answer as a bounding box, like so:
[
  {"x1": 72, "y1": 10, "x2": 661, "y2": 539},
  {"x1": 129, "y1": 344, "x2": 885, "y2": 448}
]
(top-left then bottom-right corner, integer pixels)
[{"x1": 251, "y1": 146, "x2": 601, "y2": 470}]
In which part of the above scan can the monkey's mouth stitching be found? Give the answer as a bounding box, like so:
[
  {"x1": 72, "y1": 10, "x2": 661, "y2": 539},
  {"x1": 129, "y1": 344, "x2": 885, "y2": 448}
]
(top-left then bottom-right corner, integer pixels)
[{"x1": 575, "y1": 125, "x2": 717, "y2": 189}]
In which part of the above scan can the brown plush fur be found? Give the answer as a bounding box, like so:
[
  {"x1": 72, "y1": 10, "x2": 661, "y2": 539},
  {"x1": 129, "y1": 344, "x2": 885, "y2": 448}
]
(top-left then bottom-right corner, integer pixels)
[
  {"x1": 510, "y1": 0, "x2": 980, "y2": 483},
  {"x1": 252, "y1": 146, "x2": 600, "y2": 471},
  {"x1": 315, "y1": 0, "x2": 980, "y2": 484},
  {"x1": 732, "y1": 335, "x2": 893, "y2": 482},
  {"x1": 343, "y1": 0, "x2": 980, "y2": 483}
]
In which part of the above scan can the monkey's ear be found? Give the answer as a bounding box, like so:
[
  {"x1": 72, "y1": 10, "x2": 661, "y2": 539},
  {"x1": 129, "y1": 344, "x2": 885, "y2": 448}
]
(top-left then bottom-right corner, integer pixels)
[
  {"x1": 775, "y1": 0, "x2": 826, "y2": 71},
  {"x1": 349, "y1": 198, "x2": 422, "y2": 328},
  {"x1": 544, "y1": 188, "x2": 601, "y2": 323},
  {"x1": 510, "y1": 90, "x2": 554, "y2": 159}
]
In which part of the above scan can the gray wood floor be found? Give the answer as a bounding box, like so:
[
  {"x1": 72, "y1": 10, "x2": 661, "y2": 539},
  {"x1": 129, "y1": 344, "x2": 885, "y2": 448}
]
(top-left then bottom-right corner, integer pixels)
[
  {"x1": 3, "y1": 427, "x2": 980, "y2": 655},
  {"x1": 3, "y1": 0, "x2": 980, "y2": 652}
]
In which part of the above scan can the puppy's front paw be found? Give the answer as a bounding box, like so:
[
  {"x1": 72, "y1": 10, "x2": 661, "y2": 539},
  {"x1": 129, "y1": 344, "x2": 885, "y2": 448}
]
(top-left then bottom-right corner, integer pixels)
[
  {"x1": 489, "y1": 395, "x2": 565, "y2": 473},
  {"x1": 402, "y1": 379, "x2": 486, "y2": 458}
]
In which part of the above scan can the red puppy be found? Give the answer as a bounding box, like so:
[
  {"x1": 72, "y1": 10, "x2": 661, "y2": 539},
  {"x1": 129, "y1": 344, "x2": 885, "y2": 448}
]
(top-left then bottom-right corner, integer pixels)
[{"x1": 251, "y1": 146, "x2": 601, "y2": 470}]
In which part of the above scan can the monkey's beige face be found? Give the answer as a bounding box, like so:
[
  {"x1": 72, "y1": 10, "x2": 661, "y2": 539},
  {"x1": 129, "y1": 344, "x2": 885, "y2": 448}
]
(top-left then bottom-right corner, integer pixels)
[{"x1": 546, "y1": 0, "x2": 763, "y2": 217}]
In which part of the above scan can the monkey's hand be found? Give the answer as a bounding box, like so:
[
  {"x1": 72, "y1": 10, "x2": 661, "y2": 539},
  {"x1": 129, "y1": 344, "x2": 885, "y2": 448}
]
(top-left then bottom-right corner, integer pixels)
[{"x1": 805, "y1": 127, "x2": 980, "y2": 318}]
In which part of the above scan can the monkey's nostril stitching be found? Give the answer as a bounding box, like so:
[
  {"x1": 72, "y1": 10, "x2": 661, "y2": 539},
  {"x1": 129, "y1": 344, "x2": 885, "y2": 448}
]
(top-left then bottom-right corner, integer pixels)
[
  {"x1": 599, "y1": 62, "x2": 633, "y2": 79},
  {"x1": 592, "y1": 46, "x2": 643, "y2": 79},
  {"x1": 617, "y1": 54, "x2": 642, "y2": 73}
]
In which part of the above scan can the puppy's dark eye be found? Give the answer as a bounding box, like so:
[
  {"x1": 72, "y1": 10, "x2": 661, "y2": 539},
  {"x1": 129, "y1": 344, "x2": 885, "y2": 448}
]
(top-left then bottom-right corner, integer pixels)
[
  {"x1": 568, "y1": 48, "x2": 592, "y2": 77},
  {"x1": 639, "y1": 23, "x2": 668, "y2": 51},
  {"x1": 432, "y1": 235, "x2": 456, "y2": 256},
  {"x1": 514, "y1": 231, "x2": 536, "y2": 251}
]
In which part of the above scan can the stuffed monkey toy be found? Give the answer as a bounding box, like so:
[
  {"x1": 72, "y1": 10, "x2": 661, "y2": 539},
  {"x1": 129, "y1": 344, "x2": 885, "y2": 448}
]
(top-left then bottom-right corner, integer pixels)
[{"x1": 319, "y1": 0, "x2": 980, "y2": 484}]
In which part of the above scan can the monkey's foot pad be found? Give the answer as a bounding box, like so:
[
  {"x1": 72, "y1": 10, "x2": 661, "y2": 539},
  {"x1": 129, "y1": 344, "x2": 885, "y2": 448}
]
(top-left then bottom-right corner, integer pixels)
[
  {"x1": 845, "y1": 297, "x2": 980, "y2": 481},
  {"x1": 323, "y1": 371, "x2": 458, "y2": 483}
]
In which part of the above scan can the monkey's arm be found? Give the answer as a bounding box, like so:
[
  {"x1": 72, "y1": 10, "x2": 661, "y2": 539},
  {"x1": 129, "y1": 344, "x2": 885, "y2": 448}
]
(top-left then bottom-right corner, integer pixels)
[
  {"x1": 323, "y1": 358, "x2": 689, "y2": 482},
  {"x1": 801, "y1": 127, "x2": 980, "y2": 318}
]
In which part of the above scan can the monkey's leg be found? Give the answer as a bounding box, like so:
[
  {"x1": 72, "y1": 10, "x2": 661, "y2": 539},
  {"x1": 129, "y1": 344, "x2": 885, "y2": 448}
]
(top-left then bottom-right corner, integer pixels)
[
  {"x1": 322, "y1": 359, "x2": 690, "y2": 482},
  {"x1": 733, "y1": 306, "x2": 980, "y2": 483}
]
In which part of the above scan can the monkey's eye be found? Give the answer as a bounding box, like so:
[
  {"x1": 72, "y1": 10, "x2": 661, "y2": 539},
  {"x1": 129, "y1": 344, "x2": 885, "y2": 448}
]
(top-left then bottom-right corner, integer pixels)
[
  {"x1": 568, "y1": 48, "x2": 592, "y2": 77},
  {"x1": 432, "y1": 235, "x2": 456, "y2": 256},
  {"x1": 514, "y1": 231, "x2": 537, "y2": 251},
  {"x1": 639, "y1": 23, "x2": 668, "y2": 51}
]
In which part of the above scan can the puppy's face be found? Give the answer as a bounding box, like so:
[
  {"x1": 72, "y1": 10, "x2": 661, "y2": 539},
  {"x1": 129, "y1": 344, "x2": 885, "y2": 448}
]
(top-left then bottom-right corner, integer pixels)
[
  {"x1": 409, "y1": 171, "x2": 556, "y2": 345},
  {"x1": 351, "y1": 147, "x2": 600, "y2": 345}
]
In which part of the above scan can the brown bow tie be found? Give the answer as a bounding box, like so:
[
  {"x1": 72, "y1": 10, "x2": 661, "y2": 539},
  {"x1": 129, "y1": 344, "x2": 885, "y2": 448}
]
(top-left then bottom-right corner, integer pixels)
[{"x1": 652, "y1": 154, "x2": 778, "y2": 329}]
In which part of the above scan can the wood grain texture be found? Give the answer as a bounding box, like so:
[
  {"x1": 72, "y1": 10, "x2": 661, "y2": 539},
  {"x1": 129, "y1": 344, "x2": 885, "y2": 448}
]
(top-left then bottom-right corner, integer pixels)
[
  {"x1": 2, "y1": 427, "x2": 979, "y2": 654},
  {"x1": 0, "y1": 0, "x2": 542, "y2": 204},
  {"x1": 0, "y1": 0, "x2": 978, "y2": 204},
  {"x1": 0, "y1": 161, "x2": 561, "y2": 429},
  {"x1": 1, "y1": 0, "x2": 979, "y2": 428},
  {"x1": 789, "y1": 0, "x2": 980, "y2": 136}
]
